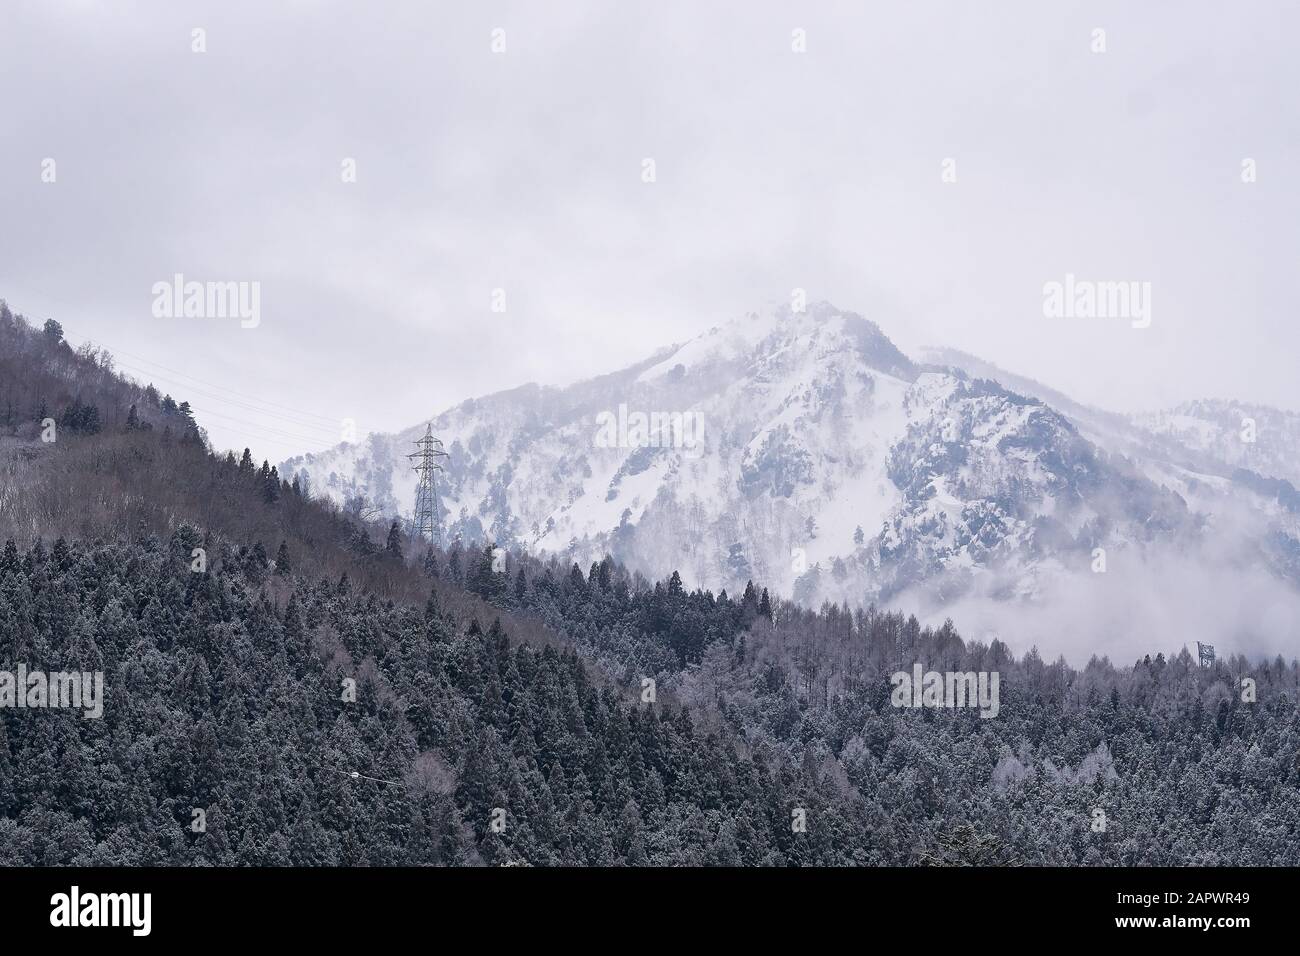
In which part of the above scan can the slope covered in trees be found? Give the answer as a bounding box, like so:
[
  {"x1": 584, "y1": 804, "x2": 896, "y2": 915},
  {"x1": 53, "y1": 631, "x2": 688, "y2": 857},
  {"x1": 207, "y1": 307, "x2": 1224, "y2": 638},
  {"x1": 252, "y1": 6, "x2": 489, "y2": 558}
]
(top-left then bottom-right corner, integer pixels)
[
  {"x1": 0, "y1": 535, "x2": 864, "y2": 865},
  {"x1": 2, "y1": 301, "x2": 1299, "y2": 865},
  {"x1": 4, "y1": 533, "x2": 1298, "y2": 865},
  {"x1": 447, "y1": 541, "x2": 1300, "y2": 864}
]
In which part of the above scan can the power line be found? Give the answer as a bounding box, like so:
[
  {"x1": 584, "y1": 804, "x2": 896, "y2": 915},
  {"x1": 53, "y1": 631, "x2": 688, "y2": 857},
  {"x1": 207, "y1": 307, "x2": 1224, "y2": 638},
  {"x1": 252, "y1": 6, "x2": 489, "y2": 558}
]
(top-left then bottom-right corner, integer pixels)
[
  {"x1": 100, "y1": 342, "x2": 341, "y2": 425},
  {"x1": 2, "y1": 284, "x2": 351, "y2": 455},
  {"x1": 186, "y1": 404, "x2": 341, "y2": 450},
  {"x1": 111, "y1": 357, "x2": 349, "y2": 456},
  {"x1": 0, "y1": 284, "x2": 343, "y2": 427},
  {"x1": 112, "y1": 360, "x2": 343, "y2": 439},
  {"x1": 107, "y1": 353, "x2": 340, "y2": 429}
]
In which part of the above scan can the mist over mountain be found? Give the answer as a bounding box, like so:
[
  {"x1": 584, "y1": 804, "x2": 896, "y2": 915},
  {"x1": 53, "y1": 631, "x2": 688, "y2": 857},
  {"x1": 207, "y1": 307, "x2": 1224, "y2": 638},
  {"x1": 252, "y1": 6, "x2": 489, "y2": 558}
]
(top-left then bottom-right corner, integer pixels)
[{"x1": 282, "y1": 302, "x2": 1300, "y2": 662}]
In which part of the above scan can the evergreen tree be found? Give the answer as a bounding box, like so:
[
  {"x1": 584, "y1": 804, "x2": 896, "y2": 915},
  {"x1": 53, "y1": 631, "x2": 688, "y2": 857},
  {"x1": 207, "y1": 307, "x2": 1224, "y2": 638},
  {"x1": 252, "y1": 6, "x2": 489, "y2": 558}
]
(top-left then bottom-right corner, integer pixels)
[
  {"x1": 386, "y1": 521, "x2": 404, "y2": 559},
  {"x1": 263, "y1": 466, "x2": 281, "y2": 503}
]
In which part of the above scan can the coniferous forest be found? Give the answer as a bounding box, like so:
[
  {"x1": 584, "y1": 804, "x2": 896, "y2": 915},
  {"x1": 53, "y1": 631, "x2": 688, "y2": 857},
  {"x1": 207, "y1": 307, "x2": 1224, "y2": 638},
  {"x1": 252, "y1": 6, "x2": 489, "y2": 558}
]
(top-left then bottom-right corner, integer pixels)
[{"x1": 3, "y1": 303, "x2": 1300, "y2": 866}]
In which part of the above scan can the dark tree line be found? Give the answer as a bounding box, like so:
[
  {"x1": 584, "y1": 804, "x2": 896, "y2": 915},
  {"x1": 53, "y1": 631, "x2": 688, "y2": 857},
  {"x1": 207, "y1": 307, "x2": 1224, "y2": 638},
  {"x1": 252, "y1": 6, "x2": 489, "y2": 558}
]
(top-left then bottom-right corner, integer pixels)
[
  {"x1": 0, "y1": 535, "x2": 859, "y2": 865},
  {"x1": 428, "y1": 541, "x2": 1300, "y2": 865}
]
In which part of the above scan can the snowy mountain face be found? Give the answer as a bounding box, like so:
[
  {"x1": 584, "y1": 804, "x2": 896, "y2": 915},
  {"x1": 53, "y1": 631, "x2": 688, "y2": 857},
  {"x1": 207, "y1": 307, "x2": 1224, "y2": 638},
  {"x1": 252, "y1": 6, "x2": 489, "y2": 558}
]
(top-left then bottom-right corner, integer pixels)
[
  {"x1": 1131, "y1": 400, "x2": 1300, "y2": 490},
  {"x1": 282, "y1": 303, "x2": 1300, "y2": 657}
]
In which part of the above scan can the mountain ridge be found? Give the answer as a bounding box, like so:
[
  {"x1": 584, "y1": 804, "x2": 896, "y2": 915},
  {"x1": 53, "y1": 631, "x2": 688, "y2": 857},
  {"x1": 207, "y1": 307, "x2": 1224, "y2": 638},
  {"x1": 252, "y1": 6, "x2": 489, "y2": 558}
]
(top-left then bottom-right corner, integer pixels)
[{"x1": 281, "y1": 301, "x2": 1300, "y2": 657}]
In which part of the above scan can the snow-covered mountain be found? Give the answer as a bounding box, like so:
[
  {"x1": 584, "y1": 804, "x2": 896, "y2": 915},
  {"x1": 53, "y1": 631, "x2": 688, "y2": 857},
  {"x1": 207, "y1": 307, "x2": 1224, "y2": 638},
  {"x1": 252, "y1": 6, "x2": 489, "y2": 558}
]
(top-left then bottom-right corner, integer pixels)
[
  {"x1": 281, "y1": 302, "x2": 1300, "y2": 652},
  {"x1": 1131, "y1": 399, "x2": 1300, "y2": 489}
]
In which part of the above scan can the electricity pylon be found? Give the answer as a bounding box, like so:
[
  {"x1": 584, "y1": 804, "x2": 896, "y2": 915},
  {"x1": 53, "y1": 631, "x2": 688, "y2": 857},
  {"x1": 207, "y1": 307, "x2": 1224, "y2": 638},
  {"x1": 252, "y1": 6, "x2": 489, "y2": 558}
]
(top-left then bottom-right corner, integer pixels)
[{"x1": 408, "y1": 424, "x2": 449, "y2": 547}]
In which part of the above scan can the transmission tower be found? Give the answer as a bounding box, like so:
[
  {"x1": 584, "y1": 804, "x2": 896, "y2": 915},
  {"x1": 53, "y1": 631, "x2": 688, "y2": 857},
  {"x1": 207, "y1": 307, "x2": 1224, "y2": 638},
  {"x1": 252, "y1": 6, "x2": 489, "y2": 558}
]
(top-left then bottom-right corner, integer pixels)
[{"x1": 408, "y1": 424, "x2": 450, "y2": 547}]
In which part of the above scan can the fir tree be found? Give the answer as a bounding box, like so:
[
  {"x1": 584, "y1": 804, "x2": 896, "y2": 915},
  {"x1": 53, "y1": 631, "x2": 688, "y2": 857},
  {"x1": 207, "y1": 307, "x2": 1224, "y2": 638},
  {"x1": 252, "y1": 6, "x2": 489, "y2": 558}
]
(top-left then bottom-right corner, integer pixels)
[{"x1": 386, "y1": 521, "x2": 404, "y2": 559}]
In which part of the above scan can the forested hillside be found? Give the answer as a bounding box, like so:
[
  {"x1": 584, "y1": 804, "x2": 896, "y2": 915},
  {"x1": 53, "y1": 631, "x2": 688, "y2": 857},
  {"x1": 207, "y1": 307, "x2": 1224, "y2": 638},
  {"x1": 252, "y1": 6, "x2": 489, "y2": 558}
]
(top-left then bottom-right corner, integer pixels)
[
  {"x1": 2, "y1": 301, "x2": 1299, "y2": 865},
  {"x1": 0, "y1": 535, "x2": 829, "y2": 865},
  {"x1": 3, "y1": 532, "x2": 1299, "y2": 865}
]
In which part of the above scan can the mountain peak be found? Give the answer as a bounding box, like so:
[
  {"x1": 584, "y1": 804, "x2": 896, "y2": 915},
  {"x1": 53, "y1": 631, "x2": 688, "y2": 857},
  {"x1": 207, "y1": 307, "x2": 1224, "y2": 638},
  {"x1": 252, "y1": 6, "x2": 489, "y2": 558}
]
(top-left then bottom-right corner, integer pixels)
[
  {"x1": 641, "y1": 300, "x2": 915, "y2": 386},
  {"x1": 279, "y1": 300, "x2": 1300, "y2": 656}
]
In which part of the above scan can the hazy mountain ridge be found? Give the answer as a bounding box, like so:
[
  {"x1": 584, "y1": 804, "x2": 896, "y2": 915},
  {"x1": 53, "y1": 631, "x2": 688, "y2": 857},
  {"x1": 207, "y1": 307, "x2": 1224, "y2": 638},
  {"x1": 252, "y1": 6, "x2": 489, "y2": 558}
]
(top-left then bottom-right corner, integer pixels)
[
  {"x1": 282, "y1": 302, "x2": 1300, "y2": 655},
  {"x1": 923, "y1": 346, "x2": 1300, "y2": 500},
  {"x1": 1132, "y1": 399, "x2": 1300, "y2": 490}
]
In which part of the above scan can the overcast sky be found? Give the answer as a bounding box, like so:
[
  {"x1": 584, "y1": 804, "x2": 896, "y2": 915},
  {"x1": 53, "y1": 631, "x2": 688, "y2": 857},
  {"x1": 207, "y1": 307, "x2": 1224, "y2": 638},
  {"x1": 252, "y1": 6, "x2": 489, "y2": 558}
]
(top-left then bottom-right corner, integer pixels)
[{"x1": 2, "y1": 0, "x2": 1296, "y2": 462}]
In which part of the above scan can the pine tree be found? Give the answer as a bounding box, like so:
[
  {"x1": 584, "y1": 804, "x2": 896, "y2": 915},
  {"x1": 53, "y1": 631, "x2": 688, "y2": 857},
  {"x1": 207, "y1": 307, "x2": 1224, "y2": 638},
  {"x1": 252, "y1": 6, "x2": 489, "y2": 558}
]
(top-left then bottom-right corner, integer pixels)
[
  {"x1": 275, "y1": 541, "x2": 291, "y2": 575},
  {"x1": 0, "y1": 539, "x2": 18, "y2": 573},
  {"x1": 470, "y1": 543, "x2": 505, "y2": 603},
  {"x1": 263, "y1": 466, "x2": 281, "y2": 503},
  {"x1": 386, "y1": 521, "x2": 403, "y2": 559}
]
